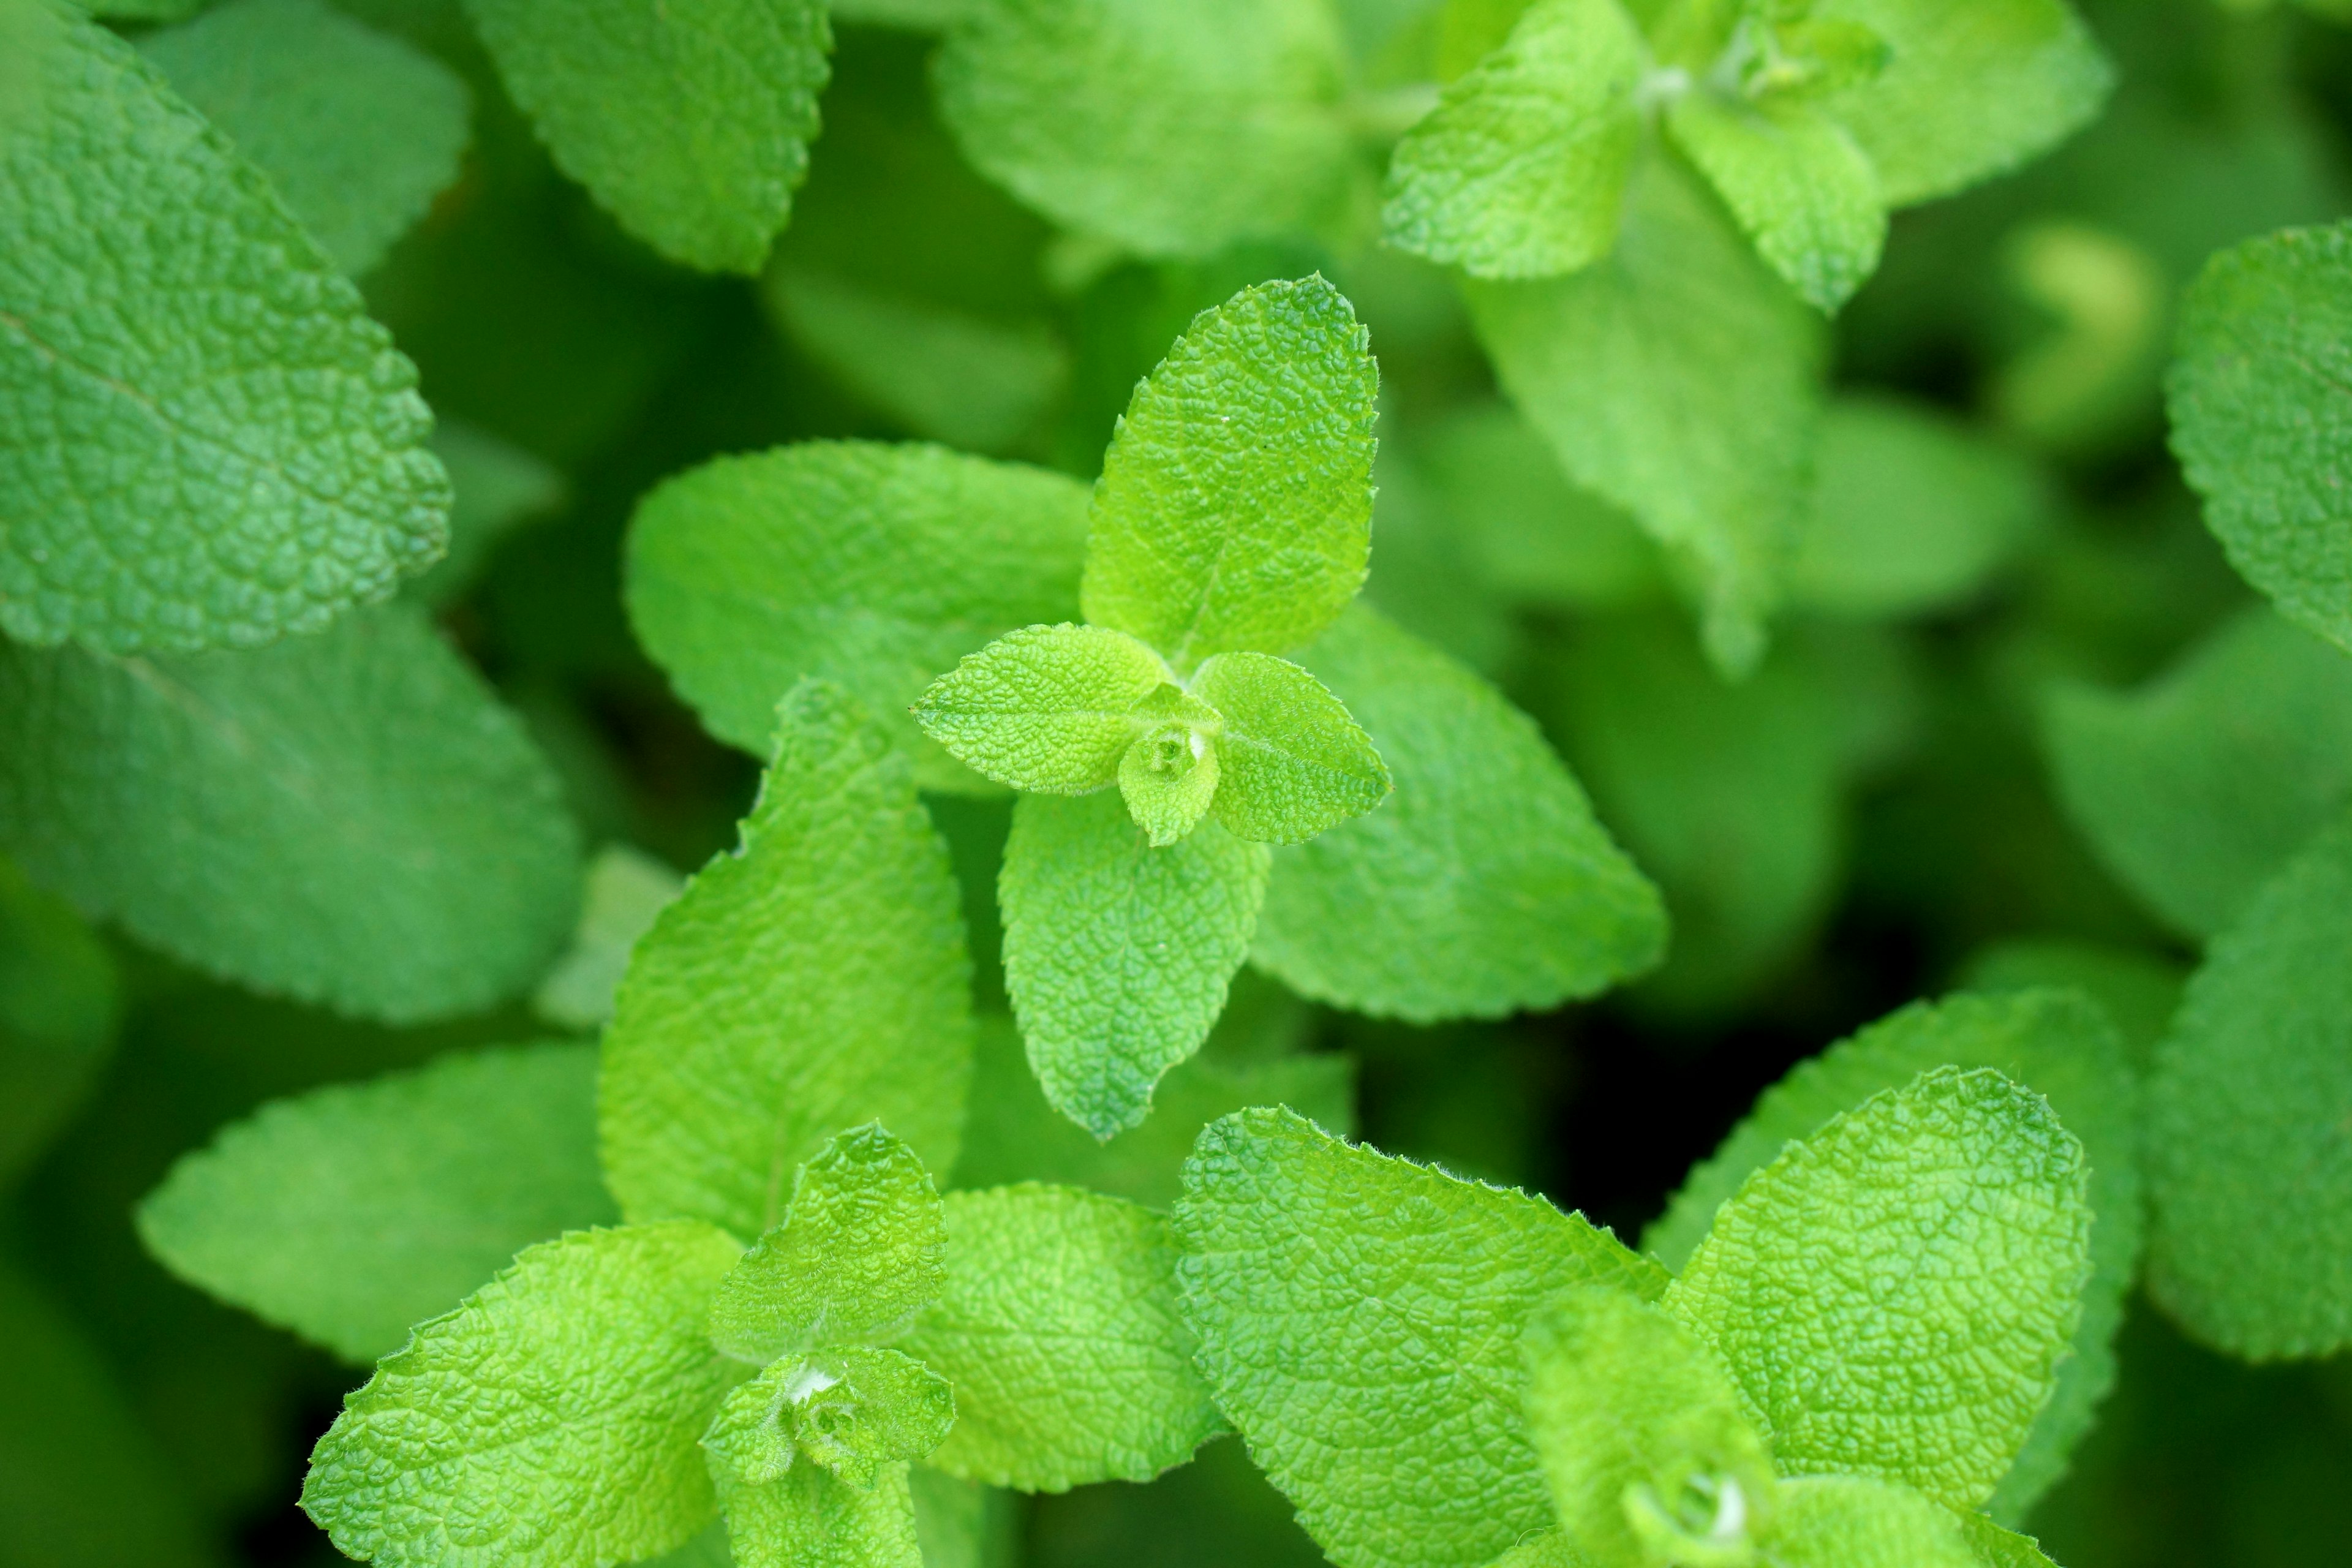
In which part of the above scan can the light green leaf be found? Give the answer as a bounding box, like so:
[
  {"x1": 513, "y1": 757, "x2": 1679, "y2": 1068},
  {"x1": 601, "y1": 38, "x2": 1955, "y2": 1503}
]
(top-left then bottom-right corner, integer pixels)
[
  {"x1": 2146, "y1": 810, "x2": 2352, "y2": 1359},
  {"x1": 139, "y1": 0, "x2": 470, "y2": 277},
  {"x1": 1254, "y1": 608, "x2": 1665, "y2": 1020},
  {"x1": 1645, "y1": 989, "x2": 2138, "y2": 1521},
  {"x1": 1959, "y1": 938, "x2": 2184, "y2": 1065},
  {"x1": 1, "y1": 11, "x2": 448, "y2": 654},
  {"x1": 625, "y1": 441, "x2": 1090, "y2": 792},
  {"x1": 601, "y1": 680, "x2": 974, "y2": 1240},
  {"x1": 1381, "y1": 0, "x2": 1646, "y2": 279},
  {"x1": 1000, "y1": 791, "x2": 1271, "y2": 1137},
  {"x1": 138, "y1": 1042, "x2": 616, "y2": 1365},
  {"x1": 415, "y1": 420, "x2": 566, "y2": 606},
  {"x1": 898, "y1": 1184, "x2": 1223, "y2": 1491},
  {"x1": 0, "y1": 603, "x2": 581, "y2": 1024},
  {"x1": 914, "y1": 624, "x2": 1171, "y2": 794},
  {"x1": 0, "y1": 855, "x2": 119, "y2": 1191},
  {"x1": 715, "y1": 1460, "x2": 922, "y2": 1568},
  {"x1": 1414, "y1": 404, "x2": 1662, "y2": 608},
  {"x1": 709, "y1": 1125, "x2": 948, "y2": 1365},
  {"x1": 704, "y1": 1348, "x2": 954, "y2": 1489},
  {"x1": 2167, "y1": 223, "x2": 2352, "y2": 656},
  {"x1": 933, "y1": 0, "x2": 1354, "y2": 259},
  {"x1": 1760, "y1": 1476, "x2": 1977, "y2": 1568},
  {"x1": 1194, "y1": 651, "x2": 1389, "y2": 845},
  {"x1": 1468, "y1": 153, "x2": 1824, "y2": 676},
  {"x1": 1118, "y1": 707, "x2": 1224, "y2": 848},
  {"x1": 1174, "y1": 1107, "x2": 1669, "y2": 1568},
  {"x1": 1666, "y1": 91, "x2": 1886, "y2": 314},
  {"x1": 463, "y1": 0, "x2": 831, "y2": 273},
  {"x1": 1664, "y1": 1068, "x2": 2092, "y2": 1510},
  {"x1": 1082, "y1": 276, "x2": 1381, "y2": 670},
  {"x1": 303, "y1": 1222, "x2": 747, "y2": 1568},
  {"x1": 533, "y1": 843, "x2": 686, "y2": 1032},
  {"x1": 908, "y1": 1469, "x2": 1017, "y2": 1568},
  {"x1": 1956, "y1": 1514, "x2": 2064, "y2": 1568}
]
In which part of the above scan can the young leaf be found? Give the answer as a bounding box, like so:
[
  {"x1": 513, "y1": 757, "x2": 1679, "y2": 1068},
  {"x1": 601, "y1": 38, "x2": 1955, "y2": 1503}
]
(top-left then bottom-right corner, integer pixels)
[
  {"x1": 913, "y1": 624, "x2": 1171, "y2": 793},
  {"x1": 0, "y1": 603, "x2": 581, "y2": 1024},
  {"x1": 626, "y1": 442, "x2": 1089, "y2": 792},
  {"x1": 1664, "y1": 1068, "x2": 2092, "y2": 1511},
  {"x1": 1761, "y1": 1476, "x2": 1977, "y2": 1568},
  {"x1": 1174, "y1": 1107, "x2": 1669, "y2": 1568},
  {"x1": 897, "y1": 1184, "x2": 1223, "y2": 1490},
  {"x1": 1082, "y1": 276, "x2": 1380, "y2": 671},
  {"x1": 1665, "y1": 91, "x2": 1887, "y2": 314},
  {"x1": 0, "y1": 11, "x2": 448, "y2": 654},
  {"x1": 0, "y1": 855, "x2": 120, "y2": 1191},
  {"x1": 138, "y1": 0, "x2": 471, "y2": 277},
  {"x1": 704, "y1": 1348, "x2": 954, "y2": 1488},
  {"x1": 138, "y1": 1042, "x2": 616, "y2": 1365},
  {"x1": 1381, "y1": 0, "x2": 1646, "y2": 279},
  {"x1": 2146, "y1": 812, "x2": 2352, "y2": 1359},
  {"x1": 712, "y1": 1458, "x2": 922, "y2": 1568},
  {"x1": 999, "y1": 791, "x2": 1270, "y2": 1137},
  {"x1": 1253, "y1": 609, "x2": 1665, "y2": 1021},
  {"x1": 303, "y1": 1223, "x2": 747, "y2": 1568},
  {"x1": 1118, "y1": 712, "x2": 1223, "y2": 847},
  {"x1": 1193, "y1": 651, "x2": 1389, "y2": 845},
  {"x1": 600, "y1": 680, "x2": 974, "y2": 1240},
  {"x1": 463, "y1": 0, "x2": 831, "y2": 273},
  {"x1": 708, "y1": 1125, "x2": 948, "y2": 1365},
  {"x1": 533, "y1": 844, "x2": 686, "y2": 1031}
]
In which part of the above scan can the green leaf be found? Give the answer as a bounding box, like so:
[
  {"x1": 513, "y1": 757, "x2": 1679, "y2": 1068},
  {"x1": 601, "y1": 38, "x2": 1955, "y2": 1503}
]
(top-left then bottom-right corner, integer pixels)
[
  {"x1": 898, "y1": 1184, "x2": 1223, "y2": 1490},
  {"x1": 533, "y1": 843, "x2": 686, "y2": 1031},
  {"x1": 1413, "y1": 404, "x2": 1662, "y2": 608},
  {"x1": 1081, "y1": 276, "x2": 1381, "y2": 670},
  {"x1": 1174, "y1": 1107, "x2": 1669, "y2": 1568},
  {"x1": 1, "y1": 11, "x2": 449, "y2": 654},
  {"x1": 625, "y1": 442, "x2": 1090, "y2": 792},
  {"x1": 137, "y1": 1041, "x2": 617, "y2": 1365},
  {"x1": 1253, "y1": 609, "x2": 1665, "y2": 1020},
  {"x1": 415, "y1": 420, "x2": 566, "y2": 606},
  {"x1": 714, "y1": 1460, "x2": 922, "y2": 1568},
  {"x1": 138, "y1": 0, "x2": 471, "y2": 277},
  {"x1": 908, "y1": 1469, "x2": 1017, "y2": 1568},
  {"x1": 704, "y1": 1348, "x2": 955, "y2": 1488},
  {"x1": 1644, "y1": 989, "x2": 2139, "y2": 1521},
  {"x1": 1521, "y1": 1286, "x2": 1777, "y2": 1568},
  {"x1": 462, "y1": 0, "x2": 831, "y2": 273},
  {"x1": 913, "y1": 624, "x2": 1172, "y2": 794},
  {"x1": 1118, "y1": 703, "x2": 1224, "y2": 847},
  {"x1": 2146, "y1": 810, "x2": 2352, "y2": 1359},
  {"x1": 0, "y1": 854, "x2": 120, "y2": 1190},
  {"x1": 601, "y1": 680, "x2": 974, "y2": 1240},
  {"x1": 2167, "y1": 223, "x2": 2352, "y2": 657},
  {"x1": 1467, "y1": 153, "x2": 1825, "y2": 676},
  {"x1": 933, "y1": 0, "x2": 1354, "y2": 259},
  {"x1": 1759, "y1": 1476, "x2": 1977, "y2": 1568},
  {"x1": 1664, "y1": 1068, "x2": 2093, "y2": 1510},
  {"x1": 0, "y1": 603, "x2": 581, "y2": 1023},
  {"x1": 1956, "y1": 1514, "x2": 2064, "y2": 1568},
  {"x1": 303, "y1": 1222, "x2": 747, "y2": 1568},
  {"x1": 1193, "y1": 651, "x2": 1390, "y2": 845},
  {"x1": 709, "y1": 1125, "x2": 948, "y2": 1365},
  {"x1": 1959, "y1": 938, "x2": 2185, "y2": 1065},
  {"x1": 1665, "y1": 91, "x2": 1887, "y2": 314},
  {"x1": 1000, "y1": 791, "x2": 1271, "y2": 1137},
  {"x1": 1381, "y1": 0, "x2": 1646, "y2": 279}
]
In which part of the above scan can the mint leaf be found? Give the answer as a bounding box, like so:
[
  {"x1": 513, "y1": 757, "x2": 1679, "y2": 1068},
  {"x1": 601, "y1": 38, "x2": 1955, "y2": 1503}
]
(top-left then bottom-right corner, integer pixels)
[
  {"x1": 1665, "y1": 92, "x2": 1887, "y2": 314},
  {"x1": 464, "y1": 0, "x2": 831, "y2": 273},
  {"x1": 1193, "y1": 651, "x2": 1390, "y2": 845},
  {"x1": 1253, "y1": 608, "x2": 1665, "y2": 1021},
  {"x1": 1000, "y1": 791, "x2": 1270, "y2": 1137},
  {"x1": 0, "y1": 854, "x2": 119, "y2": 1190},
  {"x1": 137, "y1": 1041, "x2": 616, "y2": 1365},
  {"x1": 1958, "y1": 1514, "x2": 2065, "y2": 1568},
  {"x1": 533, "y1": 843, "x2": 686, "y2": 1031},
  {"x1": 139, "y1": 0, "x2": 470, "y2": 277},
  {"x1": 1174, "y1": 1107, "x2": 1668, "y2": 1568},
  {"x1": 709, "y1": 1125, "x2": 948, "y2": 1365},
  {"x1": 303, "y1": 1222, "x2": 747, "y2": 1568},
  {"x1": 908, "y1": 1469, "x2": 1017, "y2": 1568},
  {"x1": 1960, "y1": 938, "x2": 2185, "y2": 1064},
  {"x1": 1082, "y1": 276, "x2": 1380, "y2": 671},
  {"x1": 2146, "y1": 810, "x2": 2352, "y2": 1359},
  {"x1": 0, "y1": 603, "x2": 581, "y2": 1023},
  {"x1": 713, "y1": 1460, "x2": 922, "y2": 1568},
  {"x1": 1664, "y1": 1068, "x2": 2092, "y2": 1510},
  {"x1": 1414, "y1": 404, "x2": 1660, "y2": 607},
  {"x1": 898, "y1": 1184, "x2": 1223, "y2": 1490},
  {"x1": 626, "y1": 442, "x2": 1089, "y2": 792},
  {"x1": 1381, "y1": 0, "x2": 1646, "y2": 279},
  {"x1": 704, "y1": 1348, "x2": 954, "y2": 1488},
  {"x1": 416, "y1": 420, "x2": 565, "y2": 606},
  {"x1": 1, "y1": 11, "x2": 448, "y2": 654},
  {"x1": 1118, "y1": 695, "x2": 1225, "y2": 847},
  {"x1": 913, "y1": 624, "x2": 1172, "y2": 794},
  {"x1": 1761, "y1": 1476, "x2": 1977, "y2": 1568},
  {"x1": 601, "y1": 680, "x2": 974, "y2": 1240}
]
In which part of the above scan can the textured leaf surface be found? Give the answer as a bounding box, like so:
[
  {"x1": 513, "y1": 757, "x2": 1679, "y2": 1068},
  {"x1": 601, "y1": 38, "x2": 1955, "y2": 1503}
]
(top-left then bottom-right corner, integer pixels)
[
  {"x1": 704, "y1": 1348, "x2": 953, "y2": 1488},
  {"x1": 1381, "y1": 0, "x2": 1644, "y2": 279},
  {"x1": 138, "y1": 1042, "x2": 616, "y2": 1365},
  {"x1": 1174, "y1": 1107, "x2": 1668, "y2": 1568},
  {"x1": 464, "y1": 0, "x2": 831, "y2": 273},
  {"x1": 626, "y1": 442, "x2": 1089, "y2": 791},
  {"x1": 140, "y1": 0, "x2": 470, "y2": 276},
  {"x1": 1, "y1": 12, "x2": 448, "y2": 653},
  {"x1": 601, "y1": 681, "x2": 973, "y2": 1239},
  {"x1": 1253, "y1": 609, "x2": 1665, "y2": 1022},
  {"x1": 1082, "y1": 277, "x2": 1379, "y2": 669},
  {"x1": 303, "y1": 1223, "x2": 747, "y2": 1568},
  {"x1": 715, "y1": 1458, "x2": 922, "y2": 1568},
  {"x1": 898, "y1": 1184, "x2": 1222, "y2": 1491},
  {"x1": 914, "y1": 624, "x2": 1170, "y2": 793},
  {"x1": 1665, "y1": 1068, "x2": 2092, "y2": 1510},
  {"x1": 0, "y1": 603, "x2": 580, "y2": 1023},
  {"x1": 1194, "y1": 651, "x2": 1388, "y2": 845},
  {"x1": 1760, "y1": 1476, "x2": 1977, "y2": 1568},
  {"x1": 1667, "y1": 92, "x2": 1886, "y2": 314},
  {"x1": 1000, "y1": 791, "x2": 1270, "y2": 1137},
  {"x1": 532, "y1": 843, "x2": 685, "y2": 1031}
]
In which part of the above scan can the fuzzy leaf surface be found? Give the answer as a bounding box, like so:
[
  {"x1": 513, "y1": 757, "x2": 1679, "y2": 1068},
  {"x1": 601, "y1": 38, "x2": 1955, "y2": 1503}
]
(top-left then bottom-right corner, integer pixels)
[
  {"x1": 714, "y1": 1458, "x2": 921, "y2": 1568},
  {"x1": 1761, "y1": 1476, "x2": 1977, "y2": 1568},
  {"x1": 1667, "y1": 92, "x2": 1886, "y2": 314},
  {"x1": 704, "y1": 1347, "x2": 954, "y2": 1489},
  {"x1": 1194, "y1": 651, "x2": 1388, "y2": 844},
  {"x1": 914, "y1": 624, "x2": 1170, "y2": 793}
]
